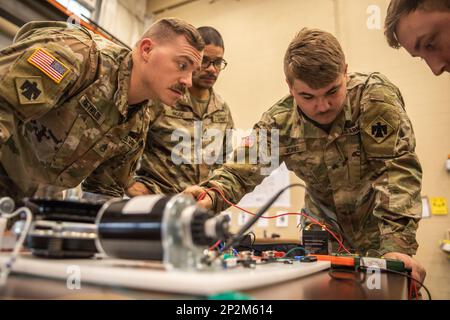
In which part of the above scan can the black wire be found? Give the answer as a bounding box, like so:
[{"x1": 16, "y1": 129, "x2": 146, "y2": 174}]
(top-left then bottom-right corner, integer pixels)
[{"x1": 248, "y1": 232, "x2": 256, "y2": 246}]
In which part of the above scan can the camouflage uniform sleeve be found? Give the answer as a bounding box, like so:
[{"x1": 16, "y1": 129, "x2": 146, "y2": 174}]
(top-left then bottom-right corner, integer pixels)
[
  {"x1": 134, "y1": 148, "x2": 164, "y2": 194},
  {"x1": 0, "y1": 36, "x2": 93, "y2": 146},
  {"x1": 201, "y1": 111, "x2": 276, "y2": 213},
  {"x1": 360, "y1": 84, "x2": 422, "y2": 256}
]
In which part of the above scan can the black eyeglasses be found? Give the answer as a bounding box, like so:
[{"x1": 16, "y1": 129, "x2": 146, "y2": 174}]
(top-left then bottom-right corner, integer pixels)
[{"x1": 201, "y1": 57, "x2": 228, "y2": 70}]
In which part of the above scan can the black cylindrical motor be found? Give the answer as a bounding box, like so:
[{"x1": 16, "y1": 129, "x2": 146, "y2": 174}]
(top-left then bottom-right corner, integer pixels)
[
  {"x1": 96, "y1": 196, "x2": 169, "y2": 260},
  {"x1": 96, "y1": 195, "x2": 230, "y2": 267}
]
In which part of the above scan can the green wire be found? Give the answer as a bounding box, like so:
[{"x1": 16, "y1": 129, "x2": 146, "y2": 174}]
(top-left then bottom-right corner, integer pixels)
[{"x1": 282, "y1": 247, "x2": 309, "y2": 258}]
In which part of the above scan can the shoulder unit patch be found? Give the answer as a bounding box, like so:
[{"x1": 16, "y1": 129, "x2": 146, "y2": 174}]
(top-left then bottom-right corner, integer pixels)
[
  {"x1": 365, "y1": 116, "x2": 394, "y2": 144},
  {"x1": 15, "y1": 76, "x2": 45, "y2": 105}
]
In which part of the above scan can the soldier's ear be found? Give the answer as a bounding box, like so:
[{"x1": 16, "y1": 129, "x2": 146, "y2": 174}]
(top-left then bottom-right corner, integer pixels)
[{"x1": 139, "y1": 38, "x2": 155, "y2": 62}]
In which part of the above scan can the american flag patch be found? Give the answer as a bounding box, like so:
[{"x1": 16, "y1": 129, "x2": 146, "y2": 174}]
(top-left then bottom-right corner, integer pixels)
[{"x1": 27, "y1": 48, "x2": 70, "y2": 84}]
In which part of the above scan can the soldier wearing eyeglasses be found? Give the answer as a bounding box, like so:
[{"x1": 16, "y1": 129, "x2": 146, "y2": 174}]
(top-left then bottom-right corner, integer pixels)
[{"x1": 128, "y1": 27, "x2": 235, "y2": 195}]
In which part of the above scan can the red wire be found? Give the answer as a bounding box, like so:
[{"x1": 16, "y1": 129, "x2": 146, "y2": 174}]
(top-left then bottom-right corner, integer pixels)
[
  {"x1": 408, "y1": 278, "x2": 420, "y2": 300},
  {"x1": 197, "y1": 187, "x2": 352, "y2": 255},
  {"x1": 209, "y1": 240, "x2": 222, "y2": 251},
  {"x1": 413, "y1": 280, "x2": 419, "y2": 300},
  {"x1": 197, "y1": 192, "x2": 207, "y2": 201}
]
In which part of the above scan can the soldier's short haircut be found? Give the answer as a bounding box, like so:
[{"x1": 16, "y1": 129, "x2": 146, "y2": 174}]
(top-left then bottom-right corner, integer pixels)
[
  {"x1": 284, "y1": 28, "x2": 346, "y2": 89},
  {"x1": 197, "y1": 26, "x2": 224, "y2": 50},
  {"x1": 385, "y1": 0, "x2": 450, "y2": 49},
  {"x1": 140, "y1": 18, "x2": 205, "y2": 52}
]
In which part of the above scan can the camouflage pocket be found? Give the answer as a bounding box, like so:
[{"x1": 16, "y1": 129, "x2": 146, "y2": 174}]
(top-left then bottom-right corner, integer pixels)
[
  {"x1": 284, "y1": 150, "x2": 325, "y2": 187},
  {"x1": 50, "y1": 114, "x2": 86, "y2": 168},
  {"x1": 56, "y1": 134, "x2": 117, "y2": 184}
]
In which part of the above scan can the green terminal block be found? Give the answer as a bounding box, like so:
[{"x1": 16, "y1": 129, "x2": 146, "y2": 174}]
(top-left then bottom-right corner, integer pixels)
[{"x1": 354, "y1": 257, "x2": 407, "y2": 273}]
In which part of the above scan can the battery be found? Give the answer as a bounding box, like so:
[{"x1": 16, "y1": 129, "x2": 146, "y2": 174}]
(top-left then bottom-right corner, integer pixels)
[{"x1": 302, "y1": 229, "x2": 332, "y2": 255}]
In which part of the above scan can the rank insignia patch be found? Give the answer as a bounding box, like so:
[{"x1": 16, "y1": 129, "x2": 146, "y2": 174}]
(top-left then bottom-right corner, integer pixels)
[
  {"x1": 93, "y1": 142, "x2": 113, "y2": 157},
  {"x1": 365, "y1": 116, "x2": 394, "y2": 144},
  {"x1": 27, "y1": 48, "x2": 70, "y2": 83},
  {"x1": 15, "y1": 77, "x2": 45, "y2": 105}
]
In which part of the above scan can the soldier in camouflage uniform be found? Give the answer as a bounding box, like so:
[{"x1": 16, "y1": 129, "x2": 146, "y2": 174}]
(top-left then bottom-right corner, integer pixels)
[
  {"x1": 185, "y1": 28, "x2": 426, "y2": 285},
  {"x1": 0, "y1": 18, "x2": 204, "y2": 201},
  {"x1": 128, "y1": 27, "x2": 234, "y2": 195}
]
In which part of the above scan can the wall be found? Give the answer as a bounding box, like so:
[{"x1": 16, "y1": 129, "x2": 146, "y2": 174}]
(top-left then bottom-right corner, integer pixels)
[
  {"x1": 153, "y1": 0, "x2": 450, "y2": 298},
  {"x1": 98, "y1": 0, "x2": 150, "y2": 47}
]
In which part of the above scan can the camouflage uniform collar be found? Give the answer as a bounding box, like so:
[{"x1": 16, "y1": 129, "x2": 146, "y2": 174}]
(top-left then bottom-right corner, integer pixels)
[
  {"x1": 114, "y1": 52, "x2": 148, "y2": 118},
  {"x1": 179, "y1": 88, "x2": 225, "y2": 116},
  {"x1": 290, "y1": 94, "x2": 353, "y2": 139},
  {"x1": 327, "y1": 97, "x2": 352, "y2": 140},
  {"x1": 206, "y1": 89, "x2": 226, "y2": 115}
]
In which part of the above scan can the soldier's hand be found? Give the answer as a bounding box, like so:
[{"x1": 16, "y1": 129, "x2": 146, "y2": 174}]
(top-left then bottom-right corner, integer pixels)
[
  {"x1": 127, "y1": 181, "x2": 151, "y2": 197},
  {"x1": 383, "y1": 252, "x2": 426, "y2": 291},
  {"x1": 183, "y1": 186, "x2": 212, "y2": 210}
]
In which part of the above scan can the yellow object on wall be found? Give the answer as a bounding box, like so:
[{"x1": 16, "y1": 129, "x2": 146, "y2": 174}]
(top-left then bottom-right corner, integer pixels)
[{"x1": 430, "y1": 197, "x2": 448, "y2": 215}]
